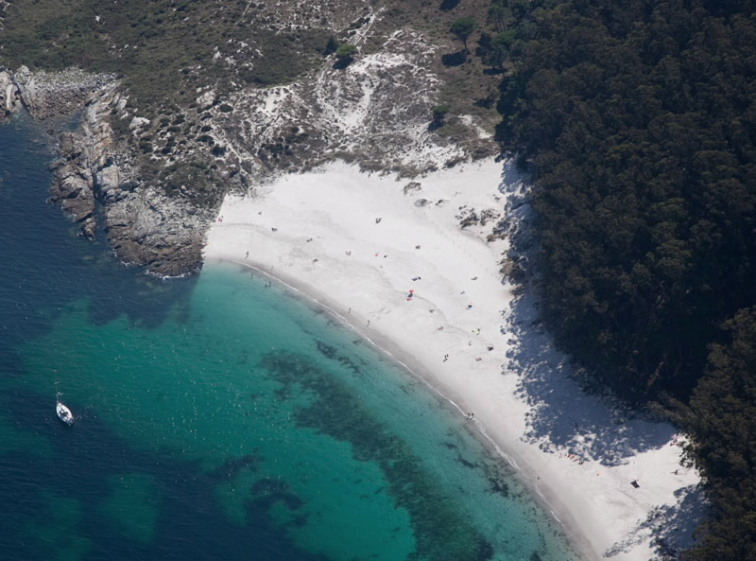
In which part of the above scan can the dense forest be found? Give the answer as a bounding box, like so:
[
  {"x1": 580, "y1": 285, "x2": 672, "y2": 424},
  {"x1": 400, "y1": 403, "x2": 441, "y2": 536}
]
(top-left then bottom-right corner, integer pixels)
[{"x1": 487, "y1": 0, "x2": 756, "y2": 559}]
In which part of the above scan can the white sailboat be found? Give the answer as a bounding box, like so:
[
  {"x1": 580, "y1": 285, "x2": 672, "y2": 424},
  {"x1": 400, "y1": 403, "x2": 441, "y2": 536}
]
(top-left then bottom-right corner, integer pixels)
[
  {"x1": 55, "y1": 383, "x2": 74, "y2": 426},
  {"x1": 56, "y1": 398, "x2": 74, "y2": 425}
]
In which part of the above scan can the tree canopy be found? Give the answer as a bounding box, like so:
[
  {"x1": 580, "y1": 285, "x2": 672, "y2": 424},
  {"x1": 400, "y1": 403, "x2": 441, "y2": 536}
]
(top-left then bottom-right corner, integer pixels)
[
  {"x1": 685, "y1": 308, "x2": 756, "y2": 561},
  {"x1": 450, "y1": 17, "x2": 476, "y2": 51},
  {"x1": 335, "y1": 44, "x2": 357, "y2": 59},
  {"x1": 333, "y1": 43, "x2": 357, "y2": 69},
  {"x1": 494, "y1": 1, "x2": 756, "y2": 558},
  {"x1": 498, "y1": 0, "x2": 756, "y2": 402}
]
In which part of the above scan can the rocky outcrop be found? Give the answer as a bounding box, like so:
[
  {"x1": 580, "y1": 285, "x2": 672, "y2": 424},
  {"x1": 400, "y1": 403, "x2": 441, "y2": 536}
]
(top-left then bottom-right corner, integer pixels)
[
  {"x1": 2, "y1": 66, "x2": 213, "y2": 276},
  {"x1": 47, "y1": 79, "x2": 213, "y2": 276},
  {"x1": 0, "y1": 67, "x2": 22, "y2": 117},
  {"x1": 13, "y1": 66, "x2": 117, "y2": 121},
  {"x1": 103, "y1": 185, "x2": 211, "y2": 277},
  {"x1": 1, "y1": 65, "x2": 116, "y2": 122},
  {"x1": 94, "y1": 154, "x2": 212, "y2": 277},
  {"x1": 46, "y1": 78, "x2": 118, "y2": 241},
  {"x1": 48, "y1": 134, "x2": 98, "y2": 238}
]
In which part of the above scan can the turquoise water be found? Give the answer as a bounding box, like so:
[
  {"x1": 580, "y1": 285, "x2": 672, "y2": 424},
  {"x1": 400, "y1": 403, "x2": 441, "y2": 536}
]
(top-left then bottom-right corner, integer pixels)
[{"x1": 0, "y1": 117, "x2": 582, "y2": 561}]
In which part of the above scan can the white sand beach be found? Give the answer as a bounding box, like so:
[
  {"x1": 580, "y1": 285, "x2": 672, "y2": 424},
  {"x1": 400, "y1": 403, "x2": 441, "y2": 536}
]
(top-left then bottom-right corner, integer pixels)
[{"x1": 204, "y1": 159, "x2": 702, "y2": 561}]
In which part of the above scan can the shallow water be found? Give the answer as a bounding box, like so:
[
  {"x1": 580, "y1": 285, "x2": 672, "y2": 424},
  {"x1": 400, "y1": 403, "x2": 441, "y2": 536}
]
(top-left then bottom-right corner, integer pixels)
[{"x1": 0, "y1": 117, "x2": 582, "y2": 561}]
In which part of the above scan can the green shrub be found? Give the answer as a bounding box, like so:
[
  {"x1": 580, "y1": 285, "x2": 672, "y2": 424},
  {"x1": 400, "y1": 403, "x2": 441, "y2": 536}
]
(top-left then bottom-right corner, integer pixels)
[
  {"x1": 323, "y1": 36, "x2": 340, "y2": 55},
  {"x1": 450, "y1": 17, "x2": 476, "y2": 51},
  {"x1": 431, "y1": 105, "x2": 450, "y2": 126},
  {"x1": 333, "y1": 43, "x2": 357, "y2": 69},
  {"x1": 335, "y1": 44, "x2": 357, "y2": 58}
]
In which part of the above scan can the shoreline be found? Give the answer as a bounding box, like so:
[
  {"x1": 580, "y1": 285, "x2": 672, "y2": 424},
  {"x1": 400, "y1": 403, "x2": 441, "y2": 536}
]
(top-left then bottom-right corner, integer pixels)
[
  {"x1": 206, "y1": 255, "x2": 511, "y2": 443},
  {"x1": 203, "y1": 159, "x2": 702, "y2": 561},
  {"x1": 208, "y1": 254, "x2": 592, "y2": 559}
]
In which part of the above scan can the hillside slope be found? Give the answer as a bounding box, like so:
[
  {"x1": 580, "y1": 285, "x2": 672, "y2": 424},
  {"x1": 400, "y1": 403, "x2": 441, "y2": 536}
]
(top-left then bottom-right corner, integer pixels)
[{"x1": 0, "y1": 0, "x2": 501, "y2": 274}]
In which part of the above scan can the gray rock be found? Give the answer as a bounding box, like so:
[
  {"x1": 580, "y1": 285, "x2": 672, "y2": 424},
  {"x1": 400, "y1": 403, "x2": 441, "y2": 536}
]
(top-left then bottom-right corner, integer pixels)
[
  {"x1": 0, "y1": 68, "x2": 22, "y2": 117},
  {"x1": 65, "y1": 85, "x2": 213, "y2": 276},
  {"x1": 24, "y1": 68, "x2": 217, "y2": 275},
  {"x1": 13, "y1": 65, "x2": 117, "y2": 121}
]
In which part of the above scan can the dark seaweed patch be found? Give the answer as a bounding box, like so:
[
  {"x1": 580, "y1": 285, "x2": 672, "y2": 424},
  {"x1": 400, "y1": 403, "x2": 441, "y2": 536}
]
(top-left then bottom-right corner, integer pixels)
[
  {"x1": 250, "y1": 479, "x2": 304, "y2": 511},
  {"x1": 456, "y1": 454, "x2": 479, "y2": 469},
  {"x1": 315, "y1": 340, "x2": 338, "y2": 360},
  {"x1": 260, "y1": 349, "x2": 494, "y2": 561},
  {"x1": 315, "y1": 339, "x2": 363, "y2": 375},
  {"x1": 207, "y1": 453, "x2": 262, "y2": 482},
  {"x1": 487, "y1": 477, "x2": 510, "y2": 499}
]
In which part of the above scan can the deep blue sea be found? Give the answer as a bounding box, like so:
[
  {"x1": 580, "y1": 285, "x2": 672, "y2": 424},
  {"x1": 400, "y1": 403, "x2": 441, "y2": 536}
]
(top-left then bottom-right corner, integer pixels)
[{"x1": 0, "y1": 117, "x2": 582, "y2": 561}]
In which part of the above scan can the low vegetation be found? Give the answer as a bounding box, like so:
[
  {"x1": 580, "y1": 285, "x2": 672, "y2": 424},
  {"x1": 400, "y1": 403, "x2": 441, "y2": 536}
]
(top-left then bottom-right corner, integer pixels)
[
  {"x1": 0, "y1": 0, "x2": 331, "y2": 110},
  {"x1": 431, "y1": 105, "x2": 450, "y2": 128}
]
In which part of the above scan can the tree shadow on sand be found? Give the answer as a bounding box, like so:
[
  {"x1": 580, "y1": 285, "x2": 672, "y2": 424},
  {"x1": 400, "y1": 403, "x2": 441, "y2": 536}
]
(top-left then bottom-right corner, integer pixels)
[
  {"x1": 497, "y1": 158, "x2": 706, "y2": 559},
  {"x1": 498, "y1": 159, "x2": 678, "y2": 467},
  {"x1": 603, "y1": 484, "x2": 708, "y2": 560},
  {"x1": 504, "y1": 290, "x2": 676, "y2": 466}
]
